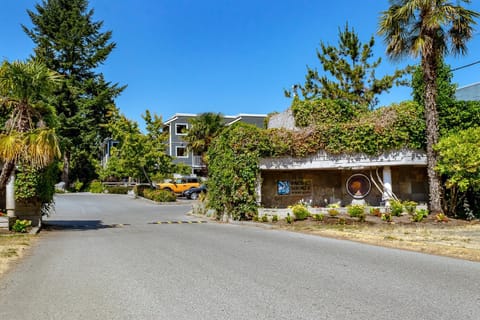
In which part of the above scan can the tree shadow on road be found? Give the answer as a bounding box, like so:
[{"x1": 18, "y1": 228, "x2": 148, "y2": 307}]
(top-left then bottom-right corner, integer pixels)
[{"x1": 43, "y1": 220, "x2": 127, "y2": 231}]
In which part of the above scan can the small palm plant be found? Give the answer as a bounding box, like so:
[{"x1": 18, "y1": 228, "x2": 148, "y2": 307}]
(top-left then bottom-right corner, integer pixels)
[{"x1": 0, "y1": 60, "x2": 61, "y2": 189}]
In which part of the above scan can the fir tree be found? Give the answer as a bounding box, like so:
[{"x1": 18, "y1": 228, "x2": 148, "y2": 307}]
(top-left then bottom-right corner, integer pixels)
[
  {"x1": 23, "y1": 0, "x2": 125, "y2": 186},
  {"x1": 286, "y1": 23, "x2": 410, "y2": 109}
]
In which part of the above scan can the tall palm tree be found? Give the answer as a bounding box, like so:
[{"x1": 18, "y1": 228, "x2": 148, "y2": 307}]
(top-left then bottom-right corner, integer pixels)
[
  {"x1": 183, "y1": 112, "x2": 224, "y2": 176},
  {"x1": 0, "y1": 60, "x2": 61, "y2": 188},
  {"x1": 379, "y1": 0, "x2": 479, "y2": 214}
]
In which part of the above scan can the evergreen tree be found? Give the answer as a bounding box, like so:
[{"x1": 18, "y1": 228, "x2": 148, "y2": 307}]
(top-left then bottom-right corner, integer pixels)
[
  {"x1": 23, "y1": 0, "x2": 125, "y2": 187},
  {"x1": 286, "y1": 23, "x2": 409, "y2": 109},
  {"x1": 412, "y1": 61, "x2": 480, "y2": 136}
]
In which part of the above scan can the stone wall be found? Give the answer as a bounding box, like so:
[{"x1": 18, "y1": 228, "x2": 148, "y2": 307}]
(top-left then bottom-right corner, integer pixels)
[
  {"x1": 260, "y1": 167, "x2": 428, "y2": 208},
  {"x1": 15, "y1": 198, "x2": 43, "y2": 227},
  {"x1": 267, "y1": 109, "x2": 298, "y2": 130},
  {"x1": 392, "y1": 167, "x2": 429, "y2": 203}
]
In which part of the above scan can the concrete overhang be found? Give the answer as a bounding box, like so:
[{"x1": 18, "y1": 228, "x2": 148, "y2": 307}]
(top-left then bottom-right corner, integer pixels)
[{"x1": 260, "y1": 149, "x2": 427, "y2": 171}]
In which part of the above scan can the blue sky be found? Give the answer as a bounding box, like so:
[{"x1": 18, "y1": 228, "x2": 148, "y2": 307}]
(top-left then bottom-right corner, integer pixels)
[{"x1": 2, "y1": 0, "x2": 480, "y2": 126}]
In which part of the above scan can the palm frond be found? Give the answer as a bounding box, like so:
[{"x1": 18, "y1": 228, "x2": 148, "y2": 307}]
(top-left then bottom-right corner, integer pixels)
[
  {"x1": 0, "y1": 133, "x2": 24, "y2": 162},
  {"x1": 26, "y1": 129, "x2": 61, "y2": 168}
]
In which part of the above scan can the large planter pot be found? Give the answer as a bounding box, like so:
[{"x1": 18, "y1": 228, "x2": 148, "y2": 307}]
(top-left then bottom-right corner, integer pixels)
[{"x1": 15, "y1": 198, "x2": 42, "y2": 227}]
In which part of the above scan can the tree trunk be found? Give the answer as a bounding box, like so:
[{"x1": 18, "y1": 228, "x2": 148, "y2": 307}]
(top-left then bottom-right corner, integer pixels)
[
  {"x1": 0, "y1": 161, "x2": 16, "y2": 190},
  {"x1": 62, "y1": 150, "x2": 70, "y2": 188},
  {"x1": 422, "y1": 54, "x2": 443, "y2": 214}
]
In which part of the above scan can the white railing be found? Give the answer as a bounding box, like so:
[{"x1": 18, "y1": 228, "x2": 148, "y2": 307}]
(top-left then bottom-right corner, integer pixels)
[{"x1": 193, "y1": 156, "x2": 206, "y2": 168}]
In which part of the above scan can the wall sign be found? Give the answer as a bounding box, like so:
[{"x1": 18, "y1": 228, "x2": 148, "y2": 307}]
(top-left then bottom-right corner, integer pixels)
[
  {"x1": 277, "y1": 181, "x2": 290, "y2": 195},
  {"x1": 277, "y1": 180, "x2": 312, "y2": 196}
]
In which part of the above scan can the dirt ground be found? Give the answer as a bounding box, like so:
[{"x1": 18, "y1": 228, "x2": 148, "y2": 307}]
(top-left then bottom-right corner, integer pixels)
[
  {"x1": 0, "y1": 234, "x2": 34, "y2": 277},
  {"x1": 269, "y1": 214, "x2": 480, "y2": 262}
]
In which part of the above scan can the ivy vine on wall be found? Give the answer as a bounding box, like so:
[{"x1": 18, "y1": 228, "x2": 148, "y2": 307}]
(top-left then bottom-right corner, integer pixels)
[
  {"x1": 14, "y1": 163, "x2": 58, "y2": 205},
  {"x1": 207, "y1": 100, "x2": 427, "y2": 220}
]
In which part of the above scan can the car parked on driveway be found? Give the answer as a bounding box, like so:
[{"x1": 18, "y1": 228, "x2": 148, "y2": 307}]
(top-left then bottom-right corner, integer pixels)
[
  {"x1": 157, "y1": 176, "x2": 200, "y2": 195},
  {"x1": 183, "y1": 185, "x2": 207, "y2": 200}
]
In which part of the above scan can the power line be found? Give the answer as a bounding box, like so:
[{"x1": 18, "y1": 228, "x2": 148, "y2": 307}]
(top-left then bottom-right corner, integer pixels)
[
  {"x1": 451, "y1": 32, "x2": 480, "y2": 71},
  {"x1": 451, "y1": 60, "x2": 480, "y2": 71}
]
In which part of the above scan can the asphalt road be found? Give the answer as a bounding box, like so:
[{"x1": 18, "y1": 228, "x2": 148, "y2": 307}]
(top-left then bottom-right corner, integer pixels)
[{"x1": 1, "y1": 193, "x2": 479, "y2": 320}]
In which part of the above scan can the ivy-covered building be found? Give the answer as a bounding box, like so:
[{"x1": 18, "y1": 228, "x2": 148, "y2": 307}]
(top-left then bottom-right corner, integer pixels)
[{"x1": 259, "y1": 109, "x2": 429, "y2": 208}]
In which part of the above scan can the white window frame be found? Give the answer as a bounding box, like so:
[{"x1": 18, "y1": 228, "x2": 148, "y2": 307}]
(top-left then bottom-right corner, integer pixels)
[
  {"x1": 175, "y1": 123, "x2": 188, "y2": 135},
  {"x1": 176, "y1": 146, "x2": 188, "y2": 158}
]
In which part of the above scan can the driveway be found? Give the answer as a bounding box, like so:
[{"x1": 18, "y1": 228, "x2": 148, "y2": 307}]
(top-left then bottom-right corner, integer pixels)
[{"x1": 0, "y1": 193, "x2": 479, "y2": 320}]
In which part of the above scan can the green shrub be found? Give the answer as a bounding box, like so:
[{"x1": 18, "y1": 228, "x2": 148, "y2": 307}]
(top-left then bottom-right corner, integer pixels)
[
  {"x1": 15, "y1": 164, "x2": 57, "y2": 204},
  {"x1": 285, "y1": 213, "x2": 293, "y2": 224},
  {"x1": 403, "y1": 201, "x2": 417, "y2": 215},
  {"x1": 142, "y1": 188, "x2": 153, "y2": 198},
  {"x1": 381, "y1": 213, "x2": 392, "y2": 222},
  {"x1": 73, "y1": 179, "x2": 84, "y2": 192},
  {"x1": 390, "y1": 200, "x2": 403, "y2": 216},
  {"x1": 328, "y1": 208, "x2": 339, "y2": 217},
  {"x1": 252, "y1": 215, "x2": 259, "y2": 222},
  {"x1": 313, "y1": 213, "x2": 324, "y2": 221},
  {"x1": 272, "y1": 215, "x2": 279, "y2": 222},
  {"x1": 290, "y1": 204, "x2": 310, "y2": 221},
  {"x1": 105, "y1": 186, "x2": 130, "y2": 194},
  {"x1": 417, "y1": 208, "x2": 429, "y2": 217},
  {"x1": 12, "y1": 219, "x2": 32, "y2": 233},
  {"x1": 327, "y1": 203, "x2": 340, "y2": 208},
  {"x1": 357, "y1": 212, "x2": 366, "y2": 222},
  {"x1": 157, "y1": 190, "x2": 176, "y2": 202},
  {"x1": 261, "y1": 215, "x2": 269, "y2": 222},
  {"x1": 134, "y1": 184, "x2": 152, "y2": 197},
  {"x1": 411, "y1": 209, "x2": 428, "y2": 222},
  {"x1": 436, "y1": 213, "x2": 449, "y2": 222},
  {"x1": 89, "y1": 181, "x2": 104, "y2": 193},
  {"x1": 370, "y1": 207, "x2": 381, "y2": 217},
  {"x1": 347, "y1": 205, "x2": 365, "y2": 218},
  {"x1": 143, "y1": 189, "x2": 176, "y2": 202}
]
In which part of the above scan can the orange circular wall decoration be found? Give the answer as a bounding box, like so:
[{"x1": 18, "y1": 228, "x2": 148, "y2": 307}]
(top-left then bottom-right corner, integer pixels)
[{"x1": 346, "y1": 174, "x2": 371, "y2": 199}]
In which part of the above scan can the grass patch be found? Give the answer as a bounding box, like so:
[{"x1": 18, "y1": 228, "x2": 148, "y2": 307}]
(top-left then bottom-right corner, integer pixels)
[
  {"x1": 0, "y1": 248, "x2": 18, "y2": 258},
  {"x1": 0, "y1": 234, "x2": 34, "y2": 277},
  {"x1": 271, "y1": 220, "x2": 480, "y2": 262}
]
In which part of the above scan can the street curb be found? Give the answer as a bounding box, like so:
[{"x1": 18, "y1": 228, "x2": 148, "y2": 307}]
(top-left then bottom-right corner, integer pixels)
[
  {"x1": 228, "y1": 220, "x2": 276, "y2": 229},
  {"x1": 29, "y1": 226, "x2": 41, "y2": 235}
]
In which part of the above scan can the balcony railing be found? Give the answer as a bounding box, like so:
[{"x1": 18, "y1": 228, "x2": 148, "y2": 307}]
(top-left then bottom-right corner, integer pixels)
[{"x1": 193, "y1": 155, "x2": 206, "y2": 168}]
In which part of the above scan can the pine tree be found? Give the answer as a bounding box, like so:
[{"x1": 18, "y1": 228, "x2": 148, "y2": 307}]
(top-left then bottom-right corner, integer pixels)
[
  {"x1": 23, "y1": 0, "x2": 125, "y2": 186},
  {"x1": 286, "y1": 23, "x2": 410, "y2": 110}
]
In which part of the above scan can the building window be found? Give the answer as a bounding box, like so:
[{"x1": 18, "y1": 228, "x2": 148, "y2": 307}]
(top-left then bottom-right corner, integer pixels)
[
  {"x1": 176, "y1": 146, "x2": 188, "y2": 158},
  {"x1": 175, "y1": 123, "x2": 188, "y2": 135}
]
